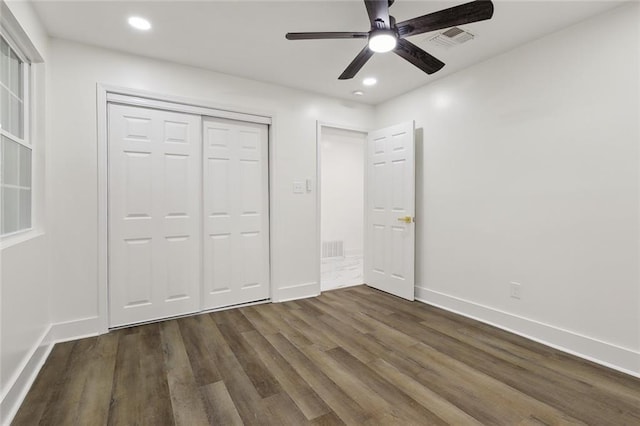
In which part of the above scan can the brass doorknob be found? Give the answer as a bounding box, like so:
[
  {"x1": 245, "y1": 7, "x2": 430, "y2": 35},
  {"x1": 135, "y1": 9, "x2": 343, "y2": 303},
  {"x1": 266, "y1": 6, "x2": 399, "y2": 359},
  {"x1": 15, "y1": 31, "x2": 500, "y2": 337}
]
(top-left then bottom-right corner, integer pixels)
[{"x1": 397, "y1": 216, "x2": 413, "y2": 223}]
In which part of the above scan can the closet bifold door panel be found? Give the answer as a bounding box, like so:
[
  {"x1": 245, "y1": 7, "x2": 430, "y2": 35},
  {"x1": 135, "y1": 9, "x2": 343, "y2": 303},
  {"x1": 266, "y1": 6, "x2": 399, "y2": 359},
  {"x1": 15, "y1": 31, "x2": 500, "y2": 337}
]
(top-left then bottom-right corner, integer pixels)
[
  {"x1": 202, "y1": 117, "x2": 270, "y2": 310},
  {"x1": 108, "y1": 104, "x2": 202, "y2": 327}
]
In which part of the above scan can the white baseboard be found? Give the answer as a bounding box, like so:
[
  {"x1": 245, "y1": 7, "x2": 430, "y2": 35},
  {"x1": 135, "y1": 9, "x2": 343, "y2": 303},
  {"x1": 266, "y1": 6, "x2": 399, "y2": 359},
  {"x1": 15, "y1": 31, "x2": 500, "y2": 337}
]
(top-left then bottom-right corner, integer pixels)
[
  {"x1": 0, "y1": 316, "x2": 101, "y2": 425},
  {"x1": 321, "y1": 281, "x2": 363, "y2": 292},
  {"x1": 0, "y1": 325, "x2": 53, "y2": 426},
  {"x1": 343, "y1": 249, "x2": 363, "y2": 258},
  {"x1": 415, "y1": 286, "x2": 640, "y2": 378},
  {"x1": 274, "y1": 281, "x2": 320, "y2": 303},
  {"x1": 49, "y1": 316, "x2": 101, "y2": 343}
]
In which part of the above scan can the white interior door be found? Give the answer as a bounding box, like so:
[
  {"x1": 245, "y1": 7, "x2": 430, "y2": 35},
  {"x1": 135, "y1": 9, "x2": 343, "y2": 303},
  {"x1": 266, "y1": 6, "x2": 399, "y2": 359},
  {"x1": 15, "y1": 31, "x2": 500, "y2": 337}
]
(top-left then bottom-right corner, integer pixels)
[
  {"x1": 202, "y1": 117, "x2": 270, "y2": 309},
  {"x1": 365, "y1": 121, "x2": 415, "y2": 300},
  {"x1": 108, "y1": 104, "x2": 201, "y2": 327}
]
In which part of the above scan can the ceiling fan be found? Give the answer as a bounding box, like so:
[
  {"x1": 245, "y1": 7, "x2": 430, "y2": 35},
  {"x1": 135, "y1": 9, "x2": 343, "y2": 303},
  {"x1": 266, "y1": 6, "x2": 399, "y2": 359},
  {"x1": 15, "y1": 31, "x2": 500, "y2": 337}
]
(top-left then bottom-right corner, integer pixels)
[{"x1": 285, "y1": 0, "x2": 494, "y2": 80}]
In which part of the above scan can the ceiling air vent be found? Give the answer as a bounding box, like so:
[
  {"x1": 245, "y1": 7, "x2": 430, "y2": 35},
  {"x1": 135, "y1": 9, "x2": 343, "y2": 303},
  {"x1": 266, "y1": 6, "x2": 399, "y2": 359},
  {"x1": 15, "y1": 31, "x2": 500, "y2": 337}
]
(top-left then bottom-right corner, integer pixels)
[{"x1": 427, "y1": 27, "x2": 475, "y2": 48}]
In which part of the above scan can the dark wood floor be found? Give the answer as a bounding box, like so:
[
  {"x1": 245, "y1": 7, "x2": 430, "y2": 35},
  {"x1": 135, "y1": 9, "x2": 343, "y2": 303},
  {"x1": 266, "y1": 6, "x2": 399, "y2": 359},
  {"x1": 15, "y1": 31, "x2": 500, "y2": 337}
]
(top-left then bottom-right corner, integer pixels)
[{"x1": 12, "y1": 285, "x2": 640, "y2": 425}]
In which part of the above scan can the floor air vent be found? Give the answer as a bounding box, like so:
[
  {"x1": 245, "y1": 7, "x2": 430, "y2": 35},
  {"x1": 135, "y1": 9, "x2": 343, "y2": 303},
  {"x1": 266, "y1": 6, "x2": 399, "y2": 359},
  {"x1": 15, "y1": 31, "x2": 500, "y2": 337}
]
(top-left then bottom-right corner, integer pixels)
[{"x1": 322, "y1": 240, "x2": 344, "y2": 258}]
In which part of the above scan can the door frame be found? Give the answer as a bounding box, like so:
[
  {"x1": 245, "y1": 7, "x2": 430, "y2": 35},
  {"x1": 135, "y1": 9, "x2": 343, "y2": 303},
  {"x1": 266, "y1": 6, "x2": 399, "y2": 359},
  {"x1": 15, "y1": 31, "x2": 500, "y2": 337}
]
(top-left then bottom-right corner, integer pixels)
[
  {"x1": 97, "y1": 84, "x2": 276, "y2": 333},
  {"x1": 315, "y1": 121, "x2": 369, "y2": 293}
]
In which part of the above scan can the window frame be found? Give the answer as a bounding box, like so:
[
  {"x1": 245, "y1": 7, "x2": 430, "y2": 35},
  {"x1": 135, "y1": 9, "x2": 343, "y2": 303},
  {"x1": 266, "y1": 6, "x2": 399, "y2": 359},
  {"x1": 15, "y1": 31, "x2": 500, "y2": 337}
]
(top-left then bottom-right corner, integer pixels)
[{"x1": 0, "y1": 27, "x2": 33, "y2": 239}]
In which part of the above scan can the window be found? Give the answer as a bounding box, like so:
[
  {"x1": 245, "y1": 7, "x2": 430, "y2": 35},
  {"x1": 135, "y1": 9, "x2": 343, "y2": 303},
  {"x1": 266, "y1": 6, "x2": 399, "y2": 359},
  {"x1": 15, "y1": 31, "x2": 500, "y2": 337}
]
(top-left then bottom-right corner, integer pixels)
[{"x1": 0, "y1": 33, "x2": 31, "y2": 236}]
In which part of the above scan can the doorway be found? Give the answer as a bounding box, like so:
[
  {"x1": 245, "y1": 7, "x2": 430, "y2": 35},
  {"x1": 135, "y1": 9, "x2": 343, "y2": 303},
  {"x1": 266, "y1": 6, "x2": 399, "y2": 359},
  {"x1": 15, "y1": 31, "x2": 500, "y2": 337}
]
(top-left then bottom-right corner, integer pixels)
[{"x1": 318, "y1": 125, "x2": 366, "y2": 291}]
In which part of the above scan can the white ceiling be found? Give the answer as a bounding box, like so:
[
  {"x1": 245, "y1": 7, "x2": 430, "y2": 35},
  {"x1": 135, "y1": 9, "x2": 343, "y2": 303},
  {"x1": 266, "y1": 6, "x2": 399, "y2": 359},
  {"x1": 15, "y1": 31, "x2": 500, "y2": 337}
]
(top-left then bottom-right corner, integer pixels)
[{"x1": 31, "y1": 0, "x2": 624, "y2": 105}]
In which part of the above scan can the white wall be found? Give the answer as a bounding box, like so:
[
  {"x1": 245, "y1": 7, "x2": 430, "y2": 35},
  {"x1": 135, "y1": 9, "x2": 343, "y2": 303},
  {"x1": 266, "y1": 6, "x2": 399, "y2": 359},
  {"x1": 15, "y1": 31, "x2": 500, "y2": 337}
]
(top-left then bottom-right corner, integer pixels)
[
  {"x1": 0, "y1": 0, "x2": 50, "y2": 423},
  {"x1": 321, "y1": 126, "x2": 365, "y2": 257},
  {"x1": 376, "y1": 3, "x2": 640, "y2": 374},
  {"x1": 47, "y1": 38, "x2": 374, "y2": 325},
  {"x1": 4, "y1": 7, "x2": 639, "y2": 424}
]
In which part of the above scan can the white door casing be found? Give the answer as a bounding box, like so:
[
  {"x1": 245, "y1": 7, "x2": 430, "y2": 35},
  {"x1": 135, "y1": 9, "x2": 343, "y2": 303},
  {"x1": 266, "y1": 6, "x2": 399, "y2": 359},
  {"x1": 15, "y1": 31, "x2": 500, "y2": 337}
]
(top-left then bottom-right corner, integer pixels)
[
  {"x1": 202, "y1": 117, "x2": 270, "y2": 309},
  {"x1": 365, "y1": 121, "x2": 415, "y2": 300},
  {"x1": 108, "y1": 104, "x2": 202, "y2": 327}
]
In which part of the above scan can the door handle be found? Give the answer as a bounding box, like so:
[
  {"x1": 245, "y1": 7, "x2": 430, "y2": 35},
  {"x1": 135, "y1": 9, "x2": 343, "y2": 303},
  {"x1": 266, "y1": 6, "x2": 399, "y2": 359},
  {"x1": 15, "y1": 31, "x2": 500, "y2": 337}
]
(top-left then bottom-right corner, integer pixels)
[{"x1": 397, "y1": 216, "x2": 413, "y2": 223}]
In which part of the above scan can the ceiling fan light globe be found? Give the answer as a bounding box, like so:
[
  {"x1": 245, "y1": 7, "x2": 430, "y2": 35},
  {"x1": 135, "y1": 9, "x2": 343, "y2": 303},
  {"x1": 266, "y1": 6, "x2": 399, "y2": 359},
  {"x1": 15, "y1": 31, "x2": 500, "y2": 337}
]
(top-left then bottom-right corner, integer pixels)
[{"x1": 368, "y1": 33, "x2": 397, "y2": 53}]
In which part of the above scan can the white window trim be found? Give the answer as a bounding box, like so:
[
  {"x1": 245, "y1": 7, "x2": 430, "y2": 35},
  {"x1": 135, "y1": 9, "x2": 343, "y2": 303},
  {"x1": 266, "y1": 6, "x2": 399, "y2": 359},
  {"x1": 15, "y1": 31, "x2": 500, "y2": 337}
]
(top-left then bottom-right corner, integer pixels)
[
  {"x1": 1, "y1": 19, "x2": 30, "y2": 144},
  {"x1": 0, "y1": 33, "x2": 32, "y2": 240},
  {"x1": 0, "y1": 1, "x2": 43, "y2": 248}
]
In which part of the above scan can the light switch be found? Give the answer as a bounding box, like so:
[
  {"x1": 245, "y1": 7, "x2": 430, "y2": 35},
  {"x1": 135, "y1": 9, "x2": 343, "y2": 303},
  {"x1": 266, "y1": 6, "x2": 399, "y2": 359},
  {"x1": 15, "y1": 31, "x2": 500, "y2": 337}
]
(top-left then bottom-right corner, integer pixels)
[
  {"x1": 293, "y1": 180, "x2": 305, "y2": 194},
  {"x1": 306, "y1": 178, "x2": 313, "y2": 192}
]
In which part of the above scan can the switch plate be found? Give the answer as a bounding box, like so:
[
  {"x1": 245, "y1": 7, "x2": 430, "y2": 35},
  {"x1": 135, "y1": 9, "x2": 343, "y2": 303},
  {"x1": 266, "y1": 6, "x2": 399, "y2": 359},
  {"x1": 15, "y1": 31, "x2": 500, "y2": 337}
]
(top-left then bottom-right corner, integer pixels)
[
  {"x1": 293, "y1": 180, "x2": 305, "y2": 194},
  {"x1": 510, "y1": 282, "x2": 522, "y2": 299}
]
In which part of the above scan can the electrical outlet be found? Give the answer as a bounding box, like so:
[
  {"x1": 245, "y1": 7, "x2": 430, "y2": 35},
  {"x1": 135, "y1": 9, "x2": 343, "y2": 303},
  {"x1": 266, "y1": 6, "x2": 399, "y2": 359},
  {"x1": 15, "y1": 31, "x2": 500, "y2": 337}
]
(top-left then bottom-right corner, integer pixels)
[{"x1": 510, "y1": 282, "x2": 522, "y2": 299}]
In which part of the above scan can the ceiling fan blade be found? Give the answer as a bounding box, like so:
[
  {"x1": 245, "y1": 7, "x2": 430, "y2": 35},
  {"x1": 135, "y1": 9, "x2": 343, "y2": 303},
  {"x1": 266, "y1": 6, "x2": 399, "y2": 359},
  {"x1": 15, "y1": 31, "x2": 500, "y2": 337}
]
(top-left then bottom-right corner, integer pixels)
[
  {"x1": 339, "y1": 45, "x2": 375, "y2": 80},
  {"x1": 394, "y1": 38, "x2": 444, "y2": 75},
  {"x1": 364, "y1": 0, "x2": 391, "y2": 29},
  {"x1": 286, "y1": 32, "x2": 369, "y2": 40},
  {"x1": 396, "y1": 0, "x2": 494, "y2": 38}
]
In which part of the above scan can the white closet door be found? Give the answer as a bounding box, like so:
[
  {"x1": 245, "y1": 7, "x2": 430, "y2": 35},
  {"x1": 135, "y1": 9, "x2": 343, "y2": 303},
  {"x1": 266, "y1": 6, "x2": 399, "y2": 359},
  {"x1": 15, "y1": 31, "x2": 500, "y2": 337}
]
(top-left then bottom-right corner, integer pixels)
[
  {"x1": 108, "y1": 104, "x2": 201, "y2": 327},
  {"x1": 365, "y1": 121, "x2": 415, "y2": 300},
  {"x1": 203, "y1": 117, "x2": 270, "y2": 309}
]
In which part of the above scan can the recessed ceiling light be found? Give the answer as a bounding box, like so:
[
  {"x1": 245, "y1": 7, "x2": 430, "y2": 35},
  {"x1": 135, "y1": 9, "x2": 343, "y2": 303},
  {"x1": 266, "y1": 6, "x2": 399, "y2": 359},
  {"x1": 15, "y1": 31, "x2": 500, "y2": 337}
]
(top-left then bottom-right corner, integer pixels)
[
  {"x1": 363, "y1": 77, "x2": 377, "y2": 86},
  {"x1": 352, "y1": 90, "x2": 364, "y2": 96},
  {"x1": 128, "y1": 16, "x2": 151, "y2": 31}
]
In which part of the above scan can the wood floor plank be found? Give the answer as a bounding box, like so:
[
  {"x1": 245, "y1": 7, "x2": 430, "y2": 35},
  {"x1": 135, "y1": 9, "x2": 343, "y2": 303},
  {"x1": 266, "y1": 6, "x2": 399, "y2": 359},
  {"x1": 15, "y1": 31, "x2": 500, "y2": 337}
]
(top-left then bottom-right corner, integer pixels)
[
  {"x1": 159, "y1": 321, "x2": 210, "y2": 426},
  {"x1": 199, "y1": 381, "x2": 244, "y2": 426},
  {"x1": 276, "y1": 305, "x2": 338, "y2": 351},
  {"x1": 326, "y1": 346, "x2": 448, "y2": 425},
  {"x1": 72, "y1": 332, "x2": 119, "y2": 425},
  {"x1": 264, "y1": 332, "x2": 372, "y2": 425},
  {"x1": 106, "y1": 331, "x2": 143, "y2": 426},
  {"x1": 36, "y1": 336, "x2": 118, "y2": 425},
  {"x1": 252, "y1": 302, "x2": 315, "y2": 348},
  {"x1": 293, "y1": 300, "x2": 390, "y2": 364},
  {"x1": 13, "y1": 285, "x2": 640, "y2": 425},
  {"x1": 309, "y1": 295, "x2": 379, "y2": 335},
  {"x1": 309, "y1": 411, "x2": 345, "y2": 425},
  {"x1": 314, "y1": 317, "x2": 379, "y2": 363},
  {"x1": 213, "y1": 314, "x2": 283, "y2": 399},
  {"x1": 241, "y1": 305, "x2": 280, "y2": 336},
  {"x1": 195, "y1": 313, "x2": 266, "y2": 425},
  {"x1": 242, "y1": 329, "x2": 331, "y2": 420},
  {"x1": 260, "y1": 392, "x2": 309, "y2": 426},
  {"x1": 11, "y1": 341, "x2": 76, "y2": 426},
  {"x1": 108, "y1": 325, "x2": 174, "y2": 426},
  {"x1": 294, "y1": 340, "x2": 395, "y2": 417},
  {"x1": 177, "y1": 316, "x2": 222, "y2": 387},
  {"x1": 371, "y1": 357, "x2": 483, "y2": 425},
  {"x1": 35, "y1": 339, "x2": 88, "y2": 425},
  {"x1": 217, "y1": 308, "x2": 257, "y2": 333},
  {"x1": 323, "y1": 288, "x2": 395, "y2": 316}
]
